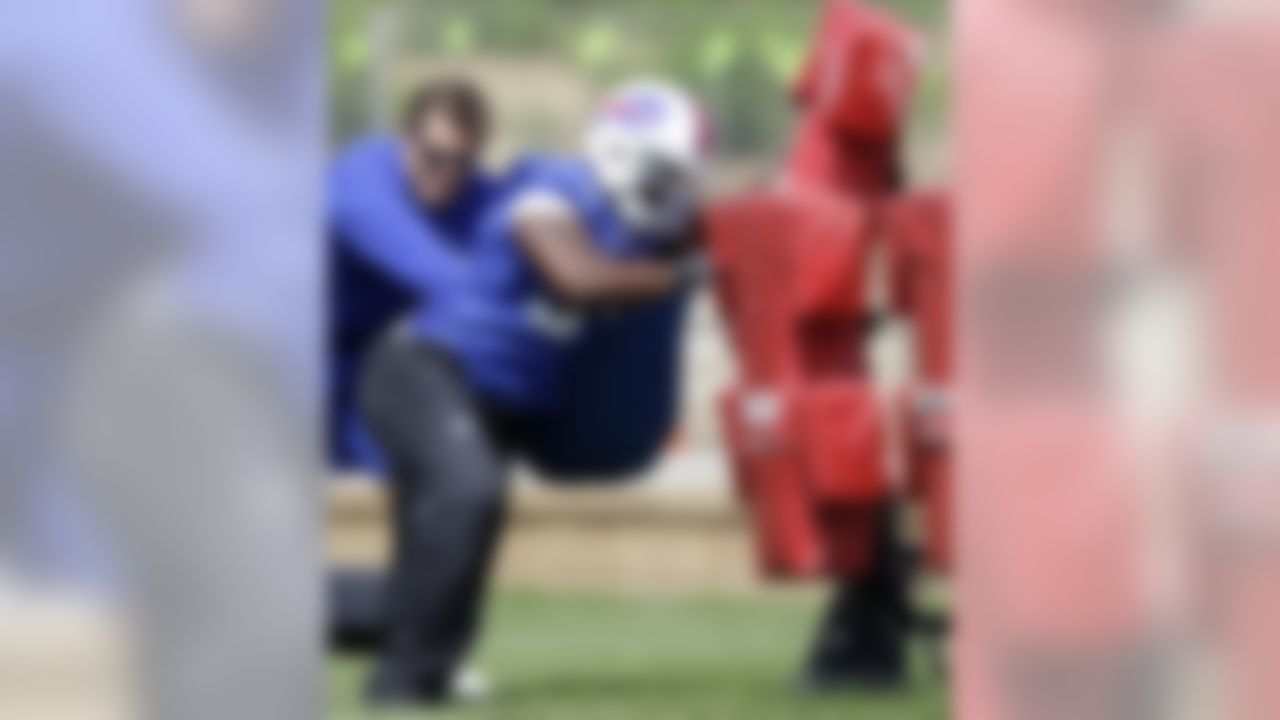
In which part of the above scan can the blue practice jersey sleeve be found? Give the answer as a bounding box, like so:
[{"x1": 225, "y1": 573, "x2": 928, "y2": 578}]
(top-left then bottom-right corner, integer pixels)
[{"x1": 329, "y1": 137, "x2": 470, "y2": 296}]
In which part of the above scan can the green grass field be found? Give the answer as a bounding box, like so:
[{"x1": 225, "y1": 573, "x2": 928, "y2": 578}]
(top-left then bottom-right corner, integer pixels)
[{"x1": 329, "y1": 589, "x2": 947, "y2": 719}]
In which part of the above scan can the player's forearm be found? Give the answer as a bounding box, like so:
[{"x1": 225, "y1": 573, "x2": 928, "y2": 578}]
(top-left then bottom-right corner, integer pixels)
[
  {"x1": 517, "y1": 215, "x2": 687, "y2": 306},
  {"x1": 547, "y1": 256, "x2": 681, "y2": 306}
]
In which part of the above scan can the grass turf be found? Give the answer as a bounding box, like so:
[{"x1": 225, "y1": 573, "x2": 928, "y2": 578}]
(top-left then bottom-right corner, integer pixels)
[{"x1": 329, "y1": 589, "x2": 946, "y2": 719}]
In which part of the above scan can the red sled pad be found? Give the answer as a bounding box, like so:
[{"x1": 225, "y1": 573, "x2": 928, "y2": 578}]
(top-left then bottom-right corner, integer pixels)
[
  {"x1": 720, "y1": 382, "x2": 886, "y2": 578},
  {"x1": 794, "y1": 381, "x2": 885, "y2": 504},
  {"x1": 792, "y1": 0, "x2": 924, "y2": 142},
  {"x1": 884, "y1": 192, "x2": 953, "y2": 381},
  {"x1": 707, "y1": 190, "x2": 873, "y2": 382}
]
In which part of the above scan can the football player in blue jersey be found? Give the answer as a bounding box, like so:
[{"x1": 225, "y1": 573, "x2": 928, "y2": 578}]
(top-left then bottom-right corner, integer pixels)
[{"x1": 358, "y1": 80, "x2": 710, "y2": 707}]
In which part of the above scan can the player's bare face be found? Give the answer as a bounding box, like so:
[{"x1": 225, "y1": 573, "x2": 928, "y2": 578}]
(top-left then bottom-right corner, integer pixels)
[{"x1": 408, "y1": 114, "x2": 479, "y2": 208}]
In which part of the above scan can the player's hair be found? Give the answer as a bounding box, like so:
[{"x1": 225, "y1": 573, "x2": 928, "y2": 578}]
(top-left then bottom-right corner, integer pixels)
[{"x1": 402, "y1": 77, "x2": 491, "y2": 143}]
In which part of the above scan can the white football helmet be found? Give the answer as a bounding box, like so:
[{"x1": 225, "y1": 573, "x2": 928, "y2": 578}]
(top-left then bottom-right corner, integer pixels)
[{"x1": 585, "y1": 80, "x2": 709, "y2": 240}]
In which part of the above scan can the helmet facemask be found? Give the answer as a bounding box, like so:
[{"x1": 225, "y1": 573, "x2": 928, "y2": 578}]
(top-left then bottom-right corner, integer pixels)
[{"x1": 585, "y1": 81, "x2": 707, "y2": 243}]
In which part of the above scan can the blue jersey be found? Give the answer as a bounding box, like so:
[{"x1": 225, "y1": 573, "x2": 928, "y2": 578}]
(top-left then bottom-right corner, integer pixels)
[
  {"x1": 330, "y1": 135, "x2": 494, "y2": 350},
  {"x1": 413, "y1": 154, "x2": 664, "y2": 412},
  {"x1": 328, "y1": 135, "x2": 495, "y2": 470}
]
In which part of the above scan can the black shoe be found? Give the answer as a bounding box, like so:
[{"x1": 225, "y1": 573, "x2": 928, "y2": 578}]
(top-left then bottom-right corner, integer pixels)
[
  {"x1": 799, "y1": 615, "x2": 908, "y2": 693},
  {"x1": 798, "y1": 576, "x2": 909, "y2": 693},
  {"x1": 798, "y1": 651, "x2": 906, "y2": 693}
]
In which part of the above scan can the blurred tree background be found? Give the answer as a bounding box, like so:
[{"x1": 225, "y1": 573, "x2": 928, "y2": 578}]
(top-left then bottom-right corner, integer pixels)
[{"x1": 330, "y1": 0, "x2": 947, "y2": 186}]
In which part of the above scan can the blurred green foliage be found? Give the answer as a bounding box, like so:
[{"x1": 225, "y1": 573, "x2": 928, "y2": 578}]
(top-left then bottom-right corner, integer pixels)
[{"x1": 330, "y1": 0, "x2": 946, "y2": 161}]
